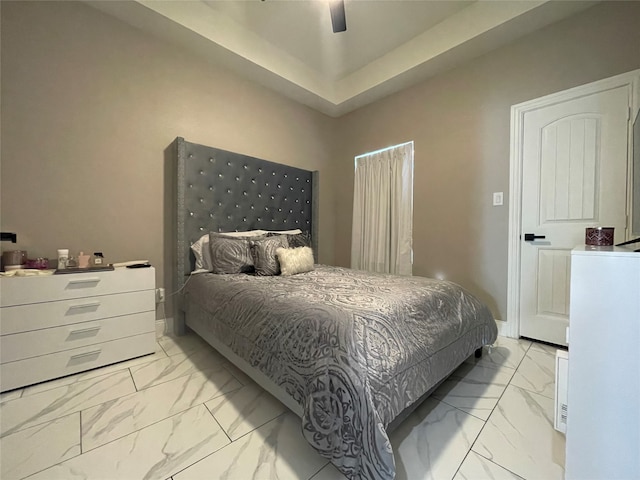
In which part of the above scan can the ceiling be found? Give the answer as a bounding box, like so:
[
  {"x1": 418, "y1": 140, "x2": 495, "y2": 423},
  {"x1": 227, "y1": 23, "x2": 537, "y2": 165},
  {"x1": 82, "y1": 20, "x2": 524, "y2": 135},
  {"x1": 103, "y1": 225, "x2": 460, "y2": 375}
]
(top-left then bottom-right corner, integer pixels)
[{"x1": 88, "y1": 0, "x2": 598, "y2": 117}]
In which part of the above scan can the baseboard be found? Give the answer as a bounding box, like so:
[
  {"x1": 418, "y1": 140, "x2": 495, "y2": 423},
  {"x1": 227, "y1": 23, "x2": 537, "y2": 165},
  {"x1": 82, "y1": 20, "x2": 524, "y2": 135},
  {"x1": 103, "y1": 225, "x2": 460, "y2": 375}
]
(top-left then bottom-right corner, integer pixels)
[
  {"x1": 155, "y1": 317, "x2": 173, "y2": 338},
  {"x1": 495, "y1": 319, "x2": 512, "y2": 338}
]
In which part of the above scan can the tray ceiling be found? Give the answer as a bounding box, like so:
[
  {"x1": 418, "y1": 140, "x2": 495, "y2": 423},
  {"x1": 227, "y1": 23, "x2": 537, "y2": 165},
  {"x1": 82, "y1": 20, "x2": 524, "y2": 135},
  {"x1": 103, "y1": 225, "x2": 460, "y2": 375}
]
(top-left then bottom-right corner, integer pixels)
[{"x1": 88, "y1": 0, "x2": 598, "y2": 117}]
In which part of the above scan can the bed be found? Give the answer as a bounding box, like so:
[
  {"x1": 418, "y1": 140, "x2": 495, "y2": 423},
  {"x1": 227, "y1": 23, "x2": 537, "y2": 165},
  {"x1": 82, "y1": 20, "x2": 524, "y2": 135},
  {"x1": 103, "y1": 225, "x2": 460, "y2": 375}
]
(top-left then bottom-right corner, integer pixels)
[{"x1": 172, "y1": 137, "x2": 498, "y2": 480}]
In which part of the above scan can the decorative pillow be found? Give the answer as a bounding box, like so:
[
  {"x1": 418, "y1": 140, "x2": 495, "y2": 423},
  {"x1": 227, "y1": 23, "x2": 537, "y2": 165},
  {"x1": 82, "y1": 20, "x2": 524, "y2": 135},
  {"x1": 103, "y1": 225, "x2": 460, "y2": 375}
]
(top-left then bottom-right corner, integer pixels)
[
  {"x1": 250, "y1": 235, "x2": 289, "y2": 276},
  {"x1": 191, "y1": 230, "x2": 265, "y2": 272},
  {"x1": 191, "y1": 234, "x2": 212, "y2": 272},
  {"x1": 218, "y1": 230, "x2": 267, "y2": 238},
  {"x1": 265, "y1": 229, "x2": 302, "y2": 235},
  {"x1": 267, "y1": 231, "x2": 311, "y2": 248},
  {"x1": 208, "y1": 233, "x2": 257, "y2": 274},
  {"x1": 276, "y1": 246, "x2": 315, "y2": 276},
  {"x1": 287, "y1": 231, "x2": 312, "y2": 248}
]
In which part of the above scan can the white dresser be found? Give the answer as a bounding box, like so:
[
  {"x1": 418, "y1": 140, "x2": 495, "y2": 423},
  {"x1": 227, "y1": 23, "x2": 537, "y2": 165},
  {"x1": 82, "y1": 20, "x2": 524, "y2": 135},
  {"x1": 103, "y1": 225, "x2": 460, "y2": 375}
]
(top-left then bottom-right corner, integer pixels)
[
  {"x1": 0, "y1": 267, "x2": 156, "y2": 392},
  {"x1": 566, "y1": 246, "x2": 639, "y2": 479}
]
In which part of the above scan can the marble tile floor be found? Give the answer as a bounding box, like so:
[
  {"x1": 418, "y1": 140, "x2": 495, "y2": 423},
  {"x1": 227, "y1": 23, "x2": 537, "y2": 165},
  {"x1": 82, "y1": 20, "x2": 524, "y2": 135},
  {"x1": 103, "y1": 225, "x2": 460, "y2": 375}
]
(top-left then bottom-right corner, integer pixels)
[{"x1": 0, "y1": 333, "x2": 565, "y2": 480}]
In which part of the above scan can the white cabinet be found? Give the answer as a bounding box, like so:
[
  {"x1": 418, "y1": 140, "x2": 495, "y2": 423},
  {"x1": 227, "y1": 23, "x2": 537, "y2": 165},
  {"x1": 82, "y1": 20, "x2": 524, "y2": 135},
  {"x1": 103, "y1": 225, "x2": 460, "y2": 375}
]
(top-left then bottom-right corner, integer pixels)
[
  {"x1": 0, "y1": 267, "x2": 156, "y2": 392},
  {"x1": 566, "y1": 246, "x2": 640, "y2": 480}
]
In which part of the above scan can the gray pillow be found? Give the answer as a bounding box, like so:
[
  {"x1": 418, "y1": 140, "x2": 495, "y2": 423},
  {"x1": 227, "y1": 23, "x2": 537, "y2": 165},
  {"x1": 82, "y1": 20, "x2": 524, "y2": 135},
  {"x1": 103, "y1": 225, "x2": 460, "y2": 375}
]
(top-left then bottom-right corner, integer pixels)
[
  {"x1": 250, "y1": 235, "x2": 289, "y2": 276},
  {"x1": 268, "y1": 231, "x2": 311, "y2": 248},
  {"x1": 208, "y1": 232, "x2": 259, "y2": 274}
]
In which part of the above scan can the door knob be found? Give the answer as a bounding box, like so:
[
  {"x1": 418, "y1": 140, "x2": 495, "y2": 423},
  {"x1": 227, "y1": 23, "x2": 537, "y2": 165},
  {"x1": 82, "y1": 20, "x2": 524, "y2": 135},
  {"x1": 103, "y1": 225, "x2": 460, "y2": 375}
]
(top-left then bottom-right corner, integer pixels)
[{"x1": 524, "y1": 233, "x2": 546, "y2": 241}]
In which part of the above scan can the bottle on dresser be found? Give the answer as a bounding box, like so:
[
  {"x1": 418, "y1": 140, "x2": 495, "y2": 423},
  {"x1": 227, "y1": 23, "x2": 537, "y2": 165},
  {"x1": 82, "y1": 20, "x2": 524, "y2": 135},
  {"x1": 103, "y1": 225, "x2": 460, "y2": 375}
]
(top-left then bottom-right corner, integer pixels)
[
  {"x1": 57, "y1": 249, "x2": 69, "y2": 269},
  {"x1": 77, "y1": 252, "x2": 90, "y2": 269},
  {"x1": 93, "y1": 252, "x2": 105, "y2": 267}
]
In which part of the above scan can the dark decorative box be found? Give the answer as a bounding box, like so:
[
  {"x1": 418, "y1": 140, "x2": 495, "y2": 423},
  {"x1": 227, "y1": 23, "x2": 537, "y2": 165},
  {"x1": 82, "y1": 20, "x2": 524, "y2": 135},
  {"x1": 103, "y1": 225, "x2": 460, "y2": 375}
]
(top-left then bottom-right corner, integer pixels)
[{"x1": 585, "y1": 227, "x2": 614, "y2": 246}]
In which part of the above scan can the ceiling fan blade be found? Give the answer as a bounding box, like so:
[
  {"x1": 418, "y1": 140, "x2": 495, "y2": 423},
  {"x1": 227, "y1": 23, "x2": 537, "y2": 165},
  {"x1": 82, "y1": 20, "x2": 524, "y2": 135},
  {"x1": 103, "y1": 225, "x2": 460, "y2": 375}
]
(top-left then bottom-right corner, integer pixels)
[{"x1": 329, "y1": 0, "x2": 346, "y2": 33}]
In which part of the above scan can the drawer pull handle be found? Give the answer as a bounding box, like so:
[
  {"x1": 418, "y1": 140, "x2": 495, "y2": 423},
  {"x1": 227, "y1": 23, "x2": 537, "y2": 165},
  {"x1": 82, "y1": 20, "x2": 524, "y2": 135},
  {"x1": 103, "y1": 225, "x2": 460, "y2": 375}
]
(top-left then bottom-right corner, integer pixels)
[
  {"x1": 68, "y1": 278, "x2": 101, "y2": 285},
  {"x1": 68, "y1": 302, "x2": 101, "y2": 310},
  {"x1": 69, "y1": 326, "x2": 101, "y2": 336},
  {"x1": 70, "y1": 350, "x2": 101, "y2": 360}
]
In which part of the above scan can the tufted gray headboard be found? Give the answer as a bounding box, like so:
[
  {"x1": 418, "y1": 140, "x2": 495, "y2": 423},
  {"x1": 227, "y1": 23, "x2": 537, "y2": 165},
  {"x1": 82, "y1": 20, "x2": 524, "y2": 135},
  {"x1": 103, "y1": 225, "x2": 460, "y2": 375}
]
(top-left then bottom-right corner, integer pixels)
[{"x1": 173, "y1": 137, "x2": 319, "y2": 329}]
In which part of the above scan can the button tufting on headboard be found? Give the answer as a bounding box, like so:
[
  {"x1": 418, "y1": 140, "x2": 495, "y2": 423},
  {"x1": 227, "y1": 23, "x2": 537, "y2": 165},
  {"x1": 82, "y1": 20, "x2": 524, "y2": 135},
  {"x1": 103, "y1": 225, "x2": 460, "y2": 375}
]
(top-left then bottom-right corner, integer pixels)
[{"x1": 175, "y1": 137, "x2": 319, "y2": 289}]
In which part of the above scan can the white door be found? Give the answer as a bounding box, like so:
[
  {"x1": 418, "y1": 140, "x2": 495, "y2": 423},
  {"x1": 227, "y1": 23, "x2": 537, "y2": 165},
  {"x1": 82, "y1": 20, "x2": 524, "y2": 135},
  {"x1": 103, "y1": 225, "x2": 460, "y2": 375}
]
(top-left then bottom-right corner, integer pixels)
[{"x1": 519, "y1": 86, "x2": 630, "y2": 346}]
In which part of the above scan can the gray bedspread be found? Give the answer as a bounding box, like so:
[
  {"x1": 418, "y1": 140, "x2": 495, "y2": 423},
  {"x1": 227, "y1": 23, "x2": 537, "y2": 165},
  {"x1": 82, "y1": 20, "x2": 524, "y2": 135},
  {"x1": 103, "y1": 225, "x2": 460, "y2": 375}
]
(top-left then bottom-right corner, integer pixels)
[{"x1": 184, "y1": 265, "x2": 497, "y2": 479}]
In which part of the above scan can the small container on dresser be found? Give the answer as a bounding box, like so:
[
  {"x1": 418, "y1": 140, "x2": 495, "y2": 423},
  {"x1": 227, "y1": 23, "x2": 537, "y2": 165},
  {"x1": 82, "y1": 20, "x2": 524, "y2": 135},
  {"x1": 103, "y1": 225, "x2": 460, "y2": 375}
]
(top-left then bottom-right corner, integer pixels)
[
  {"x1": 57, "y1": 249, "x2": 69, "y2": 270},
  {"x1": 77, "y1": 251, "x2": 90, "y2": 269},
  {"x1": 93, "y1": 252, "x2": 105, "y2": 266},
  {"x1": 0, "y1": 267, "x2": 157, "y2": 392}
]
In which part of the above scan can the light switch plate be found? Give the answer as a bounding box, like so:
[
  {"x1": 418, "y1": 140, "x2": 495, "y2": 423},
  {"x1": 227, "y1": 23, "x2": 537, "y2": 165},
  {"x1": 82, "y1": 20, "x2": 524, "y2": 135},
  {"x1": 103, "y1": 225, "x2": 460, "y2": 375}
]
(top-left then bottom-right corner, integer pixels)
[{"x1": 493, "y1": 192, "x2": 504, "y2": 206}]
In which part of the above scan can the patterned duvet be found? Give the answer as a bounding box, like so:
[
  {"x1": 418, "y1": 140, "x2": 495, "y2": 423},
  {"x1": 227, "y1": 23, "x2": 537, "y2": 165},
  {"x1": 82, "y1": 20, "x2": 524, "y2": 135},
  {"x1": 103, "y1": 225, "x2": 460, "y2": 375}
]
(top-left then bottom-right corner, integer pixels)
[{"x1": 184, "y1": 265, "x2": 497, "y2": 479}]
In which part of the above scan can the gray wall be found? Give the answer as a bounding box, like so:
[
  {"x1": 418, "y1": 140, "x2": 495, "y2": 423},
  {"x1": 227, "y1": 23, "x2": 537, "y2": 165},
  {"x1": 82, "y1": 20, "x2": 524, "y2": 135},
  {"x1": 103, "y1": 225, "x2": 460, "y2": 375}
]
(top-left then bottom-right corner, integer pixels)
[
  {"x1": 2, "y1": 1, "x2": 639, "y2": 324},
  {"x1": 0, "y1": 1, "x2": 336, "y2": 319},
  {"x1": 332, "y1": 1, "x2": 640, "y2": 320}
]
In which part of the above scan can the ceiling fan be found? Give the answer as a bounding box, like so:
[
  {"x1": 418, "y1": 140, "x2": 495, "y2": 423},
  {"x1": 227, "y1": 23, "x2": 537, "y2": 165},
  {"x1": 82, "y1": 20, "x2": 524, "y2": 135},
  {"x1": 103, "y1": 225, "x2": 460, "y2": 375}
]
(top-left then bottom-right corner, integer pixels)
[
  {"x1": 329, "y1": 0, "x2": 347, "y2": 33},
  {"x1": 260, "y1": 0, "x2": 346, "y2": 34}
]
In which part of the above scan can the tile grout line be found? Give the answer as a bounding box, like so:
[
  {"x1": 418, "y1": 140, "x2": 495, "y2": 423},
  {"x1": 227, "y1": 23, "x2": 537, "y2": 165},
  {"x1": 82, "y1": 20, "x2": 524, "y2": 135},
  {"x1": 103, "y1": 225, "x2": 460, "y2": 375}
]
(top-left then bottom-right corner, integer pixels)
[
  {"x1": 79, "y1": 374, "x2": 241, "y2": 455},
  {"x1": 10, "y1": 412, "x2": 86, "y2": 480},
  {"x1": 472, "y1": 450, "x2": 526, "y2": 479},
  {"x1": 203, "y1": 401, "x2": 233, "y2": 444},
  {"x1": 18, "y1": 367, "x2": 127, "y2": 400},
  {"x1": 157, "y1": 339, "x2": 170, "y2": 357},
  {"x1": 221, "y1": 410, "x2": 290, "y2": 444},
  {"x1": 451, "y1": 341, "x2": 533, "y2": 480},
  {"x1": 17, "y1": 346, "x2": 172, "y2": 400},
  {"x1": 435, "y1": 397, "x2": 499, "y2": 424},
  {"x1": 1, "y1": 370, "x2": 137, "y2": 439},
  {"x1": 128, "y1": 368, "x2": 139, "y2": 392},
  {"x1": 7, "y1": 336, "x2": 228, "y2": 478},
  {"x1": 80, "y1": 403, "x2": 211, "y2": 455},
  {"x1": 306, "y1": 461, "x2": 332, "y2": 480},
  {"x1": 507, "y1": 342, "x2": 559, "y2": 400},
  {"x1": 168, "y1": 410, "x2": 290, "y2": 479},
  {"x1": 9, "y1": 333, "x2": 553, "y2": 480},
  {"x1": 79, "y1": 409, "x2": 84, "y2": 454},
  {"x1": 128, "y1": 345, "x2": 227, "y2": 392},
  {"x1": 76, "y1": 403, "x2": 231, "y2": 479},
  {"x1": 209, "y1": 409, "x2": 288, "y2": 445},
  {"x1": 164, "y1": 402, "x2": 232, "y2": 479},
  {"x1": 222, "y1": 364, "x2": 250, "y2": 387},
  {"x1": 130, "y1": 363, "x2": 232, "y2": 393}
]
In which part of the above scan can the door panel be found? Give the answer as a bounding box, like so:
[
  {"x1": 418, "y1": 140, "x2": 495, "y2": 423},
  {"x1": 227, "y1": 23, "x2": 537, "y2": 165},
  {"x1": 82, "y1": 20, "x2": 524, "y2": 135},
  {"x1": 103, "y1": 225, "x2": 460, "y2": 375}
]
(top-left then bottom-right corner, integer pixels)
[
  {"x1": 540, "y1": 117, "x2": 600, "y2": 223},
  {"x1": 520, "y1": 86, "x2": 629, "y2": 345},
  {"x1": 536, "y1": 249, "x2": 571, "y2": 317}
]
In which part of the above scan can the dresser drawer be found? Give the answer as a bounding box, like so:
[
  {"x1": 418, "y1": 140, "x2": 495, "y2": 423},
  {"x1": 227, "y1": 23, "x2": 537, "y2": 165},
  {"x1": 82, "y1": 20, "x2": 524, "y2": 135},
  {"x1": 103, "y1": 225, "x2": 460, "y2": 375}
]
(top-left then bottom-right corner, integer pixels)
[
  {"x1": 0, "y1": 333, "x2": 156, "y2": 392},
  {"x1": 0, "y1": 290, "x2": 155, "y2": 335},
  {"x1": 1, "y1": 311, "x2": 155, "y2": 363},
  {"x1": 0, "y1": 268, "x2": 155, "y2": 307}
]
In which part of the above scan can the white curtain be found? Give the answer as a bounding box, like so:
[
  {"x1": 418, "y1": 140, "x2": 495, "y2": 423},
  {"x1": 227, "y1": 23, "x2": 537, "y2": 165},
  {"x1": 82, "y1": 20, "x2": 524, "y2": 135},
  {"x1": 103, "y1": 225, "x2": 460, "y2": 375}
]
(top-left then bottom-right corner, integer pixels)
[{"x1": 351, "y1": 142, "x2": 413, "y2": 275}]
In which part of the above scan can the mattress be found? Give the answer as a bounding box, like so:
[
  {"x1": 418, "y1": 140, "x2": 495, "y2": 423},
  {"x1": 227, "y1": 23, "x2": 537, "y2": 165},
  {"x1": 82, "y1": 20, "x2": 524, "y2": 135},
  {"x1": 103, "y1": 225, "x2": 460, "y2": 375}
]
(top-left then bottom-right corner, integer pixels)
[{"x1": 183, "y1": 265, "x2": 497, "y2": 479}]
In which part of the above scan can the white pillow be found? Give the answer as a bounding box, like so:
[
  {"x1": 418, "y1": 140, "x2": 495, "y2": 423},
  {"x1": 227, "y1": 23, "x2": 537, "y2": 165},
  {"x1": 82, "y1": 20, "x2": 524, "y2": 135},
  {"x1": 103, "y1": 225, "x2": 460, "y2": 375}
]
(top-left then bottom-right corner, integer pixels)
[
  {"x1": 276, "y1": 246, "x2": 314, "y2": 276},
  {"x1": 265, "y1": 229, "x2": 302, "y2": 235},
  {"x1": 190, "y1": 235, "x2": 211, "y2": 272},
  {"x1": 191, "y1": 230, "x2": 266, "y2": 271},
  {"x1": 217, "y1": 230, "x2": 267, "y2": 238}
]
